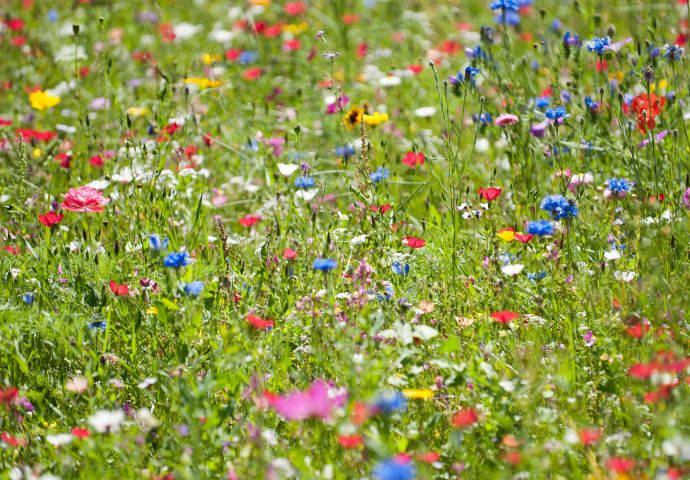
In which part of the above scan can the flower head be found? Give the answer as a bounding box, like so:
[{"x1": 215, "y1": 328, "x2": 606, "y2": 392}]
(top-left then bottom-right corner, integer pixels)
[
  {"x1": 60, "y1": 186, "x2": 110, "y2": 213},
  {"x1": 495, "y1": 113, "x2": 519, "y2": 126},
  {"x1": 313, "y1": 258, "x2": 337, "y2": 271},
  {"x1": 490, "y1": 0, "x2": 519, "y2": 10},
  {"x1": 369, "y1": 167, "x2": 390, "y2": 184},
  {"x1": 606, "y1": 178, "x2": 634, "y2": 193},
  {"x1": 38, "y1": 212, "x2": 63, "y2": 227},
  {"x1": 372, "y1": 457, "x2": 416, "y2": 480},
  {"x1": 29, "y1": 90, "x2": 61, "y2": 110},
  {"x1": 540, "y1": 194, "x2": 578, "y2": 220},
  {"x1": 148, "y1": 234, "x2": 169, "y2": 251},
  {"x1": 663, "y1": 44, "x2": 684, "y2": 61},
  {"x1": 294, "y1": 177, "x2": 315, "y2": 188},
  {"x1": 526, "y1": 220, "x2": 554, "y2": 236},
  {"x1": 163, "y1": 251, "x2": 192, "y2": 269},
  {"x1": 182, "y1": 281, "x2": 204, "y2": 296},
  {"x1": 545, "y1": 106, "x2": 569, "y2": 120},
  {"x1": 586, "y1": 36, "x2": 611, "y2": 55}
]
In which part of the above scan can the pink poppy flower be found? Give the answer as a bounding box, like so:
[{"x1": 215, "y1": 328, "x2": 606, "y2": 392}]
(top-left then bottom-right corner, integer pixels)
[
  {"x1": 61, "y1": 186, "x2": 110, "y2": 213},
  {"x1": 495, "y1": 114, "x2": 519, "y2": 126}
]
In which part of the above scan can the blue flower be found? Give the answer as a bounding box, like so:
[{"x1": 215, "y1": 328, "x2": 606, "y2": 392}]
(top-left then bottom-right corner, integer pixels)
[
  {"x1": 370, "y1": 391, "x2": 407, "y2": 413},
  {"x1": 585, "y1": 96, "x2": 600, "y2": 112},
  {"x1": 607, "y1": 178, "x2": 634, "y2": 193},
  {"x1": 370, "y1": 167, "x2": 390, "y2": 184},
  {"x1": 392, "y1": 262, "x2": 410, "y2": 275},
  {"x1": 164, "y1": 251, "x2": 192, "y2": 268},
  {"x1": 372, "y1": 458, "x2": 416, "y2": 480},
  {"x1": 335, "y1": 144, "x2": 355, "y2": 158},
  {"x1": 493, "y1": 9, "x2": 521, "y2": 25},
  {"x1": 464, "y1": 66, "x2": 480, "y2": 80},
  {"x1": 22, "y1": 293, "x2": 35, "y2": 306},
  {"x1": 527, "y1": 271, "x2": 548, "y2": 281},
  {"x1": 526, "y1": 220, "x2": 554, "y2": 236},
  {"x1": 490, "y1": 0, "x2": 519, "y2": 10},
  {"x1": 182, "y1": 281, "x2": 204, "y2": 296},
  {"x1": 313, "y1": 258, "x2": 337, "y2": 271},
  {"x1": 586, "y1": 36, "x2": 611, "y2": 55},
  {"x1": 473, "y1": 112, "x2": 493, "y2": 124},
  {"x1": 535, "y1": 96, "x2": 551, "y2": 108},
  {"x1": 465, "y1": 45, "x2": 486, "y2": 59},
  {"x1": 663, "y1": 44, "x2": 684, "y2": 61},
  {"x1": 563, "y1": 31, "x2": 580, "y2": 47},
  {"x1": 545, "y1": 106, "x2": 569, "y2": 120},
  {"x1": 551, "y1": 18, "x2": 562, "y2": 32},
  {"x1": 561, "y1": 90, "x2": 572, "y2": 103},
  {"x1": 238, "y1": 51, "x2": 258, "y2": 65},
  {"x1": 540, "y1": 195, "x2": 578, "y2": 220},
  {"x1": 148, "y1": 234, "x2": 169, "y2": 251},
  {"x1": 294, "y1": 176, "x2": 315, "y2": 188},
  {"x1": 48, "y1": 9, "x2": 58, "y2": 22},
  {"x1": 87, "y1": 321, "x2": 107, "y2": 331}
]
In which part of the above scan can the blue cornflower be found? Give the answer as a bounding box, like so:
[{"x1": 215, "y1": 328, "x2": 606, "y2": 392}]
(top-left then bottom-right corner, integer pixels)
[
  {"x1": 48, "y1": 9, "x2": 58, "y2": 22},
  {"x1": 464, "y1": 66, "x2": 480, "y2": 80},
  {"x1": 335, "y1": 144, "x2": 355, "y2": 158},
  {"x1": 294, "y1": 176, "x2": 315, "y2": 188},
  {"x1": 87, "y1": 321, "x2": 107, "y2": 331},
  {"x1": 490, "y1": 0, "x2": 519, "y2": 10},
  {"x1": 563, "y1": 31, "x2": 580, "y2": 47},
  {"x1": 527, "y1": 271, "x2": 548, "y2": 281},
  {"x1": 526, "y1": 220, "x2": 554, "y2": 236},
  {"x1": 493, "y1": 9, "x2": 521, "y2": 25},
  {"x1": 22, "y1": 293, "x2": 35, "y2": 306},
  {"x1": 370, "y1": 391, "x2": 407, "y2": 413},
  {"x1": 474, "y1": 112, "x2": 493, "y2": 124},
  {"x1": 535, "y1": 96, "x2": 551, "y2": 109},
  {"x1": 370, "y1": 167, "x2": 390, "y2": 184},
  {"x1": 545, "y1": 106, "x2": 570, "y2": 120},
  {"x1": 540, "y1": 195, "x2": 578, "y2": 220},
  {"x1": 561, "y1": 90, "x2": 572, "y2": 103},
  {"x1": 238, "y1": 51, "x2": 258, "y2": 64},
  {"x1": 375, "y1": 284, "x2": 395, "y2": 302},
  {"x1": 585, "y1": 96, "x2": 600, "y2": 112},
  {"x1": 465, "y1": 45, "x2": 486, "y2": 59},
  {"x1": 530, "y1": 60, "x2": 540, "y2": 70},
  {"x1": 586, "y1": 36, "x2": 611, "y2": 56},
  {"x1": 163, "y1": 251, "x2": 192, "y2": 269},
  {"x1": 663, "y1": 44, "x2": 685, "y2": 61},
  {"x1": 148, "y1": 234, "x2": 169, "y2": 251},
  {"x1": 551, "y1": 18, "x2": 562, "y2": 32},
  {"x1": 313, "y1": 258, "x2": 337, "y2": 272},
  {"x1": 372, "y1": 458, "x2": 416, "y2": 480},
  {"x1": 392, "y1": 262, "x2": 410, "y2": 275},
  {"x1": 607, "y1": 178, "x2": 634, "y2": 193},
  {"x1": 182, "y1": 281, "x2": 204, "y2": 296}
]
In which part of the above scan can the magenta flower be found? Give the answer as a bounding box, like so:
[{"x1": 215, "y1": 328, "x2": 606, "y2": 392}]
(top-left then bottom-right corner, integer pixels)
[
  {"x1": 495, "y1": 113, "x2": 519, "y2": 126},
  {"x1": 264, "y1": 381, "x2": 347, "y2": 421},
  {"x1": 60, "y1": 186, "x2": 111, "y2": 213}
]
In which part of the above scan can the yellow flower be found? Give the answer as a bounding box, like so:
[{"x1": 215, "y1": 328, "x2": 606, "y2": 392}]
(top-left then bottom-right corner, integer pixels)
[
  {"x1": 248, "y1": 0, "x2": 271, "y2": 5},
  {"x1": 282, "y1": 22, "x2": 308, "y2": 35},
  {"x1": 202, "y1": 53, "x2": 223, "y2": 64},
  {"x1": 32, "y1": 148, "x2": 42, "y2": 158},
  {"x1": 343, "y1": 105, "x2": 365, "y2": 130},
  {"x1": 403, "y1": 389, "x2": 434, "y2": 399},
  {"x1": 184, "y1": 78, "x2": 223, "y2": 88},
  {"x1": 146, "y1": 306, "x2": 158, "y2": 315},
  {"x1": 497, "y1": 230, "x2": 515, "y2": 242},
  {"x1": 29, "y1": 90, "x2": 60, "y2": 110},
  {"x1": 362, "y1": 112, "x2": 389, "y2": 126},
  {"x1": 127, "y1": 107, "x2": 149, "y2": 116}
]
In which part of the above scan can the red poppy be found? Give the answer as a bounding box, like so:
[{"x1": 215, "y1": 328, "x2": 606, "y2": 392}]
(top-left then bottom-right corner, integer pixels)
[
  {"x1": 7, "y1": 19, "x2": 25, "y2": 31},
  {"x1": 71, "y1": 427, "x2": 90, "y2": 438},
  {"x1": 337, "y1": 434, "x2": 363, "y2": 448},
  {"x1": 79, "y1": 66, "x2": 91, "y2": 77},
  {"x1": 502, "y1": 451, "x2": 522, "y2": 466},
  {"x1": 579, "y1": 429, "x2": 601, "y2": 446},
  {"x1": 644, "y1": 386, "x2": 673, "y2": 403},
  {"x1": 0, "y1": 387, "x2": 18, "y2": 406},
  {"x1": 478, "y1": 187, "x2": 502, "y2": 201},
  {"x1": 284, "y1": 1, "x2": 307, "y2": 15},
  {"x1": 16, "y1": 128, "x2": 57, "y2": 142},
  {"x1": 370, "y1": 204, "x2": 392, "y2": 213},
  {"x1": 491, "y1": 311, "x2": 519, "y2": 323},
  {"x1": 56, "y1": 152, "x2": 71, "y2": 169},
  {"x1": 356, "y1": 42, "x2": 368, "y2": 58},
  {"x1": 283, "y1": 248, "x2": 297, "y2": 259},
  {"x1": 89, "y1": 155, "x2": 104, "y2": 168},
  {"x1": 663, "y1": 359, "x2": 690, "y2": 373},
  {"x1": 628, "y1": 362, "x2": 659, "y2": 379},
  {"x1": 0, "y1": 119, "x2": 12, "y2": 126},
  {"x1": 625, "y1": 322, "x2": 649, "y2": 338},
  {"x1": 3, "y1": 246, "x2": 21, "y2": 255},
  {"x1": 408, "y1": 64, "x2": 423, "y2": 74},
  {"x1": 232, "y1": 292, "x2": 241, "y2": 304},
  {"x1": 225, "y1": 48, "x2": 243, "y2": 61},
  {"x1": 417, "y1": 452, "x2": 441, "y2": 463},
  {"x1": 352, "y1": 401, "x2": 369, "y2": 424},
  {"x1": 11, "y1": 36, "x2": 26, "y2": 47},
  {"x1": 262, "y1": 25, "x2": 283, "y2": 38},
  {"x1": 282, "y1": 39, "x2": 302, "y2": 52},
  {"x1": 246, "y1": 314, "x2": 274, "y2": 329},
  {"x1": 513, "y1": 234, "x2": 534, "y2": 243},
  {"x1": 451, "y1": 409, "x2": 478, "y2": 428},
  {"x1": 109, "y1": 281, "x2": 129, "y2": 297},
  {"x1": 1, "y1": 432, "x2": 26, "y2": 447},
  {"x1": 606, "y1": 457, "x2": 635, "y2": 473},
  {"x1": 402, "y1": 237, "x2": 425, "y2": 249},
  {"x1": 631, "y1": 93, "x2": 666, "y2": 134},
  {"x1": 38, "y1": 212, "x2": 63, "y2": 227},
  {"x1": 163, "y1": 123, "x2": 179, "y2": 135},
  {"x1": 185, "y1": 146, "x2": 199, "y2": 157},
  {"x1": 502, "y1": 435, "x2": 523, "y2": 447},
  {"x1": 442, "y1": 40, "x2": 461, "y2": 55},
  {"x1": 238, "y1": 215, "x2": 261, "y2": 227},
  {"x1": 402, "y1": 152, "x2": 425, "y2": 168},
  {"x1": 342, "y1": 14, "x2": 360, "y2": 24},
  {"x1": 203, "y1": 133, "x2": 214, "y2": 146},
  {"x1": 595, "y1": 60, "x2": 608, "y2": 72},
  {"x1": 158, "y1": 23, "x2": 175, "y2": 43},
  {"x1": 243, "y1": 67, "x2": 263, "y2": 81}
]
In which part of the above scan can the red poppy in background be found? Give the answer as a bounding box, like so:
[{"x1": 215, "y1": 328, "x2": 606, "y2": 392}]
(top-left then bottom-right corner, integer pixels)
[
  {"x1": 109, "y1": 281, "x2": 129, "y2": 297},
  {"x1": 282, "y1": 39, "x2": 302, "y2": 52},
  {"x1": 417, "y1": 452, "x2": 441, "y2": 464},
  {"x1": 402, "y1": 152, "x2": 425, "y2": 168},
  {"x1": 246, "y1": 315, "x2": 274, "y2": 329},
  {"x1": 3, "y1": 246, "x2": 21, "y2": 255},
  {"x1": 163, "y1": 123, "x2": 179, "y2": 135},
  {"x1": 285, "y1": 1, "x2": 307, "y2": 15},
  {"x1": 238, "y1": 215, "x2": 261, "y2": 227},
  {"x1": 579, "y1": 429, "x2": 601, "y2": 446},
  {"x1": 8, "y1": 19, "x2": 25, "y2": 30},
  {"x1": 478, "y1": 187, "x2": 502, "y2": 201},
  {"x1": 337, "y1": 435, "x2": 363, "y2": 448},
  {"x1": 408, "y1": 64, "x2": 423, "y2": 74},
  {"x1": 491, "y1": 311, "x2": 519, "y2": 323},
  {"x1": 352, "y1": 401, "x2": 369, "y2": 424},
  {"x1": 606, "y1": 458, "x2": 635, "y2": 473},
  {"x1": 514, "y1": 234, "x2": 534, "y2": 243},
  {"x1": 1, "y1": 432, "x2": 26, "y2": 447},
  {"x1": 283, "y1": 248, "x2": 297, "y2": 259},
  {"x1": 0, "y1": 386, "x2": 18, "y2": 406},
  {"x1": 342, "y1": 14, "x2": 360, "y2": 24},
  {"x1": 71, "y1": 427, "x2": 90, "y2": 438},
  {"x1": 243, "y1": 67, "x2": 263, "y2": 81},
  {"x1": 625, "y1": 322, "x2": 649, "y2": 338},
  {"x1": 225, "y1": 48, "x2": 243, "y2": 61},
  {"x1": 402, "y1": 237, "x2": 425, "y2": 249},
  {"x1": 370, "y1": 204, "x2": 392, "y2": 213},
  {"x1": 158, "y1": 23, "x2": 175, "y2": 43},
  {"x1": 38, "y1": 212, "x2": 63, "y2": 227},
  {"x1": 451, "y1": 409, "x2": 478, "y2": 428},
  {"x1": 0, "y1": 119, "x2": 11, "y2": 126},
  {"x1": 628, "y1": 362, "x2": 660, "y2": 379},
  {"x1": 502, "y1": 451, "x2": 522, "y2": 466},
  {"x1": 442, "y1": 40, "x2": 461, "y2": 55},
  {"x1": 356, "y1": 42, "x2": 368, "y2": 58},
  {"x1": 262, "y1": 25, "x2": 283, "y2": 38}
]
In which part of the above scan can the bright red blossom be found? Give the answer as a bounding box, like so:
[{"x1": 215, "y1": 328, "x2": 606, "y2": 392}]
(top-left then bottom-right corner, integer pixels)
[
  {"x1": 478, "y1": 187, "x2": 502, "y2": 201},
  {"x1": 337, "y1": 435, "x2": 363, "y2": 448},
  {"x1": 246, "y1": 315, "x2": 274, "y2": 329},
  {"x1": 38, "y1": 212, "x2": 63, "y2": 227},
  {"x1": 238, "y1": 215, "x2": 261, "y2": 227},
  {"x1": 402, "y1": 152, "x2": 425, "y2": 168},
  {"x1": 451, "y1": 409, "x2": 478, "y2": 428},
  {"x1": 109, "y1": 281, "x2": 129, "y2": 297},
  {"x1": 402, "y1": 237, "x2": 426, "y2": 249},
  {"x1": 491, "y1": 311, "x2": 519, "y2": 323}
]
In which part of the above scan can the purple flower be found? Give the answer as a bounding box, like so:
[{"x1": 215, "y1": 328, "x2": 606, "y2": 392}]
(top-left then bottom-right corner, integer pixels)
[
  {"x1": 583, "y1": 330, "x2": 597, "y2": 347},
  {"x1": 530, "y1": 119, "x2": 550, "y2": 137}
]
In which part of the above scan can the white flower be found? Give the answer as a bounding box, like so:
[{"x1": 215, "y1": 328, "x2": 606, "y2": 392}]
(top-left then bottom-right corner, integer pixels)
[
  {"x1": 379, "y1": 76, "x2": 402, "y2": 87},
  {"x1": 55, "y1": 124, "x2": 77, "y2": 134},
  {"x1": 350, "y1": 234, "x2": 368, "y2": 245},
  {"x1": 55, "y1": 45, "x2": 87, "y2": 62},
  {"x1": 336, "y1": 292, "x2": 351, "y2": 299},
  {"x1": 614, "y1": 271, "x2": 637, "y2": 282},
  {"x1": 88, "y1": 410, "x2": 125, "y2": 433},
  {"x1": 277, "y1": 163, "x2": 300, "y2": 176},
  {"x1": 47, "y1": 433, "x2": 74, "y2": 447},
  {"x1": 136, "y1": 408, "x2": 159, "y2": 431},
  {"x1": 501, "y1": 264, "x2": 524, "y2": 276},
  {"x1": 604, "y1": 250, "x2": 620, "y2": 261},
  {"x1": 65, "y1": 376, "x2": 88, "y2": 393},
  {"x1": 499, "y1": 379, "x2": 516, "y2": 392},
  {"x1": 208, "y1": 29, "x2": 233, "y2": 43},
  {"x1": 86, "y1": 179, "x2": 110, "y2": 190},
  {"x1": 11, "y1": 269, "x2": 20, "y2": 279},
  {"x1": 137, "y1": 377, "x2": 157, "y2": 389},
  {"x1": 173, "y1": 23, "x2": 203, "y2": 40},
  {"x1": 414, "y1": 107, "x2": 437, "y2": 118},
  {"x1": 475, "y1": 138, "x2": 490, "y2": 153},
  {"x1": 244, "y1": 184, "x2": 260, "y2": 193},
  {"x1": 294, "y1": 190, "x2": 317, "y2": 201}
]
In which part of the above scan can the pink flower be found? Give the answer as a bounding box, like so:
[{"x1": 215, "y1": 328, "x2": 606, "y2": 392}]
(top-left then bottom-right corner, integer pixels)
[
  {"x1": 263, "y1": 381, "x2": 347, "y2": 421},
  {"x1": 61, "y1": 186, "x2": 110, "y2": 213},
  {"x1": 495, "y1": 114, "x2": 519, "y2": 126}
]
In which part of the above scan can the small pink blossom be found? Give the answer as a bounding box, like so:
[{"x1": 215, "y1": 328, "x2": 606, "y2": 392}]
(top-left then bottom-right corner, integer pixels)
[
  {"x1": 263, "y1": 381, "x2": 347, "y2": 421},
  {"x1": 60, "y1": 186, "x2": 110, "y2": 213},
  {"x1": 495, "y1": 114, "x2": 519, "y2": 126}
]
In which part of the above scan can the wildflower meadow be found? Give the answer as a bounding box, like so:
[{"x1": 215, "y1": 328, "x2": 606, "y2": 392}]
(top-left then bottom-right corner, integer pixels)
[{"x1": 2, "y1": 0, "x2": 690, "y2": 479}]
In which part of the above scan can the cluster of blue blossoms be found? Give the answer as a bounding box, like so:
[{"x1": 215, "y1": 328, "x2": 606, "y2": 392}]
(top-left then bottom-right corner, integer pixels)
[{"x1": 540, "y1": 194, "x2": 579, "y2": 220}]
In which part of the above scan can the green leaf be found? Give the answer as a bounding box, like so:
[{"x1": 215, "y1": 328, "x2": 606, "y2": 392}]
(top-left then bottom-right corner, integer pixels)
[{"x1": 439, "y1": 335, "x2": 460, "y2": 354}]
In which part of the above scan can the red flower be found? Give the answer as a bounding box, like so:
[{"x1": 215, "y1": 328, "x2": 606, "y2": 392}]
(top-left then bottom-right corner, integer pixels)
[
  {"x1": 38, "y1": 212, "x2": 63, "y2": 227},
  {"x1": 371, "y1": 204, "x2": 392, "y2": 213},
  {"x1": 352, "y1": 401, "x2": 370, "y2": 424},
  {"x1": 0, "y1": 387, "x2": 18, "y2": 406},
  {"x1": 243, "y1": 67, "x2": 263, "y2": 81},
  {"x1": 0, "y1": 119, "x2": 11, "y2": 127},
  {"x1": 283, "y1": 248, "x2": 297, "y2": 259},
  {"x1": 89, "y1": 155, "x2": 104, "y2": 168},
  {"x1": 232, "y1": 292, "x2": 241, "y2": 304},
  {"x1": 628, "y1": 362, "x2": 660, "y2": 379},
  {"x1": 184, "y1": 146, "x2": 199, "y2": 157},
  {"x1": 262, "y1": 25, "x2": 283, "y2": 38},
  {"x1": 16, "y1": 128, "x2": 57, "y2": 142},
  {"x1": 451, "y1": 409, "x2": 478, "y2": 428},
  {"x1": 7, "y1": 19, "x2": 25, "y2": 31},
  {"x1": 109, "y1": 281, "x2": 129, "y2": 297},
  {"x1": 225, "y1": 48, "x2": 243, "y2": 61},
  {"x1": 1, "y1": 432, "x2": 26, "y2": 447},
  {"x1": 342, "y1": 14, "x2": 360, "y2": 24},
  {"x1": 158, "y1": 23, "x2": 175, "y2": 43},
  {"x1": 625, "y1": 322, "x2": 649, "y2": 338},
  {"x1": 402, "y1": 237, "x2": 425, "y2": 249},
  {"x1": 282, "y1": 39, "x2": 302, "y2": 52},
  {"x1": 478, "y1": 187, "x2": 502, "y2": 201},
  {"x1": 238, "y1": 215, "x2": 261, "y2": 227},
  {"x1": 356, "y1": 42, "x2": 368, "y2": 58},
  {"x1": 631, "y1": 93, "x2": 666, "y2": 134},
  {"x1": 56, "y1": 152, "x2": 71, "y2": 169},
  {"x1": 337, "y1": 434, "x2": 363, "y2": 448},
  {"x1": 407, "y1": 64, "x2": 423, "y2": 74},
  {"x1": 579, "y1": 429, "x2": 601, "y2": 446},
  {"x1": 246, "y1": 314, "x2": 274, "y2": 329},
  {"x1": 71, "y1": 427, "x2": 90, "y2": 438},
  {"x1": 284, "y1": 1, "x2": 307, "y2": 15},
  {"x1": 79, "y1": 66, "x2": 91, "y2": 77},
  {"x1": 606, "y1": 457, "x2": 635, "y2": 473},
  {"x1": 513, "y1": 234, "x2": 534, "y2": 243},
  {"x1": 402, "y1": 152, "x2": 425, "y2": 168},
  {"x1": 3, "y1": 246, "x2": 21, "y2": 255},
  {"x1": 502, "y1": 451, "x2": 522, "y2": 466},
  {"x1": 442, "y1": 40, "x2": 461, "y2": 55},
  {"x1": 163, "y1": 123, "x2": 180, "y2": 134},
  {"x1": 417, "y1": 452, "x2": 441, "y2": 464},
  {"x1": 491, "y1": 311, "x2": 519, "y2": 323}
]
